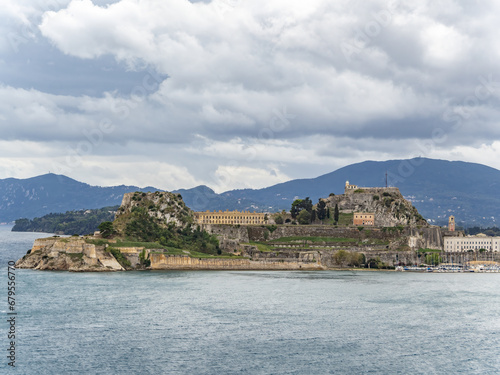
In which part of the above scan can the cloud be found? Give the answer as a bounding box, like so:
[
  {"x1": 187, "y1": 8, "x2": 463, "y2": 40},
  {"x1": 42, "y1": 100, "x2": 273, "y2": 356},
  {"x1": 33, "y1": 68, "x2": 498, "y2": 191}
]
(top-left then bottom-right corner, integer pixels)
[{"x1": 1, "y1": 0, "x2": 500, "y2": 189}]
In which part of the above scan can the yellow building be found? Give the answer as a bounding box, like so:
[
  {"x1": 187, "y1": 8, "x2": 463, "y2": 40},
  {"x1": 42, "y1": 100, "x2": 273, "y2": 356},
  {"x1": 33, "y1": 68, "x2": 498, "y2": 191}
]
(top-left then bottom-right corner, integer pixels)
[
  {"x1": 345, "y1": 180, "x2": 358, "y2": 193},
  {"x1": 353, "y1": 212, "x2": 375, "y2": 226},
  {"x1": 194, "y1": 210, "x2": 267, "y2": 225}
]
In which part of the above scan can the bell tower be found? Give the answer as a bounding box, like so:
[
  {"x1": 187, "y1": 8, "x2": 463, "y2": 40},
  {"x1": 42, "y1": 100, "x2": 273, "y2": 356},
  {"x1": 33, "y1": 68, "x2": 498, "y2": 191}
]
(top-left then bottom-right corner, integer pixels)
[{"x1": 448, "y1": 215, "x2": 455, "y2": 232}]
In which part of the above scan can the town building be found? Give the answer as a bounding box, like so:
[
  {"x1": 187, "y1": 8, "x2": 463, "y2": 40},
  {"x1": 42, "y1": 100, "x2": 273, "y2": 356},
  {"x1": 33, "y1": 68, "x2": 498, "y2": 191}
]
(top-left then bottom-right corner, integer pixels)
[
  {"x1": 194, "y1": 210, "x2": 267, "y2": 225},
  {"x1": 353, "y1": 212, "x2": 375, "y2": 226},
  {"x1": 444, "y1": 234, "x2": 500, "y2": 252}
]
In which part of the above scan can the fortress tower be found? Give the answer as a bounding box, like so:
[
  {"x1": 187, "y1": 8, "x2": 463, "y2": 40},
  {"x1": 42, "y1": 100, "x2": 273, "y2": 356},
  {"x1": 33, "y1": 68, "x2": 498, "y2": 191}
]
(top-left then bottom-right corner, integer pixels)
[{"x1": 448, "y1": 215, "x2": 455, "y2": 232}]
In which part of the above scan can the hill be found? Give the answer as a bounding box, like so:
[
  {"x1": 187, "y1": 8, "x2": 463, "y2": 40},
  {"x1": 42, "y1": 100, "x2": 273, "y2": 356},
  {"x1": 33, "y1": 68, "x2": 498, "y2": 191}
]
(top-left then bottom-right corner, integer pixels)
[
  {"x1": 2, "y1": 158, "x2": 499, "y2": 226},
  {"x1": 11, "y1": 206, "x2": 119, "y2": 235},
  {"x1": 177, "y1": 158, "x2": 500, "y2": 227},
  {"x1": 0, "y1": 173, "x2": 157, "y2": 222}
]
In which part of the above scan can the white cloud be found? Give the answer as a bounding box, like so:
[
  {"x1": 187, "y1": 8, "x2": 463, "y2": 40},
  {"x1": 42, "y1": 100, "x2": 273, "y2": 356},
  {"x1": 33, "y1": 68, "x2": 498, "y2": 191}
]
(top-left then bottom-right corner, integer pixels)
[{"x1": 1, "y1": 0, "x2": 500, "y2": 190}]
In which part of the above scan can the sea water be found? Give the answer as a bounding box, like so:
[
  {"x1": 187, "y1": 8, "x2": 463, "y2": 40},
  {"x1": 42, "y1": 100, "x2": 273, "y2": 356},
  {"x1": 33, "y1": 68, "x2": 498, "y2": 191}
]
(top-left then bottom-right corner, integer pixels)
[{"x1": 1, "y1": 225, "x2": 499, "y2": 374}]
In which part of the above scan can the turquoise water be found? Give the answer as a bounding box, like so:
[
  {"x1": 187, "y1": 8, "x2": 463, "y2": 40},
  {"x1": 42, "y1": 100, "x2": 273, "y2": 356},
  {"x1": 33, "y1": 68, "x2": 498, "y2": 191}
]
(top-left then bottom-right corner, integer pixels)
[{"x1": 1, "y1": 225, "x2": 499, "y2": 374}]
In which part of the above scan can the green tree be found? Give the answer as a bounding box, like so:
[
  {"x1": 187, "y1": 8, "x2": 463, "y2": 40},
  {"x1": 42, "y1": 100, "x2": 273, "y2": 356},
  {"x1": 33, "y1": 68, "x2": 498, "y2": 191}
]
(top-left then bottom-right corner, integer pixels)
[
  {"x1": 311, "y1": 209, "x2": 316, "y2": 223},
  {"x1": 297, "y1": 210, "x2": 312, "y2": 225},
  {"x1": 425, "y1": 253, "x2": 441, "y2": 265},
  {"x1": 334, "y1": 204, "x2": 339, "y2": 224},
  {"x1": 290, "y1": 197, "x2": 313, "y2": 219},
  {"x1": 98, "y1": 221, "x2": 115, "y2": 238},
  {"x1": 317, "y1": 199, "x2": 327, "y2": 220},
  {"x1": 334, "y1": 249, "x2": 349, "y2": 267},
  {"x1": 291, "y1": 199, "x2": 303, "y2": 219},
  {"x1": 274, "y1": 215, "x2": 284, "y2": 224}
]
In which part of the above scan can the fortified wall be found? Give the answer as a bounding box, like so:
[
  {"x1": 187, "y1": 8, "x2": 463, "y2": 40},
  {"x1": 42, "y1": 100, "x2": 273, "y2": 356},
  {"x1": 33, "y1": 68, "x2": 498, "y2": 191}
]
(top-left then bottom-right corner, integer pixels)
[
  {"x1": 16, "y1": 237, "x2": 124, "y2": 271},
  {"x1": 149, "y1": 253, "x2": 324, "y2": 270}
]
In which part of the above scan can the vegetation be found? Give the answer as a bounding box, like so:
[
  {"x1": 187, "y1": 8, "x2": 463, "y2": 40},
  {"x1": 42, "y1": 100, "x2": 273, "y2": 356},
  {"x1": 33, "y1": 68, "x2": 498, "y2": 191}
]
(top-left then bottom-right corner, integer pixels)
[
  {"x1": 108, "y1": 247, "x2": 132, "y2": 269},
  {"x1": 290, "y1": 197, "x2": 313, "y2": 219},
  {"x1": 274, "y1": 215, "x2": 284, "y2": 224},
  {"x1": 98, "y1": 221, "x2": 115, "y2": 238},
  {"x1": 316, "y1": 199, "x2": 327, "y2": 221},
  {"x1": 12, "y1": 206, "x2": 118, "y2": 235},
  {"x1": 334, "y1": 204, "x2": 339, "y2": 224},
  {"x1": 333, "y1": 250, "x2": 365, "y2": 267},
  {"x1": 270, "y1": 236, "x2": 358, "y2": 243},
  {"x1": 425, "y1": 253, "x2": 441, "y2": 265},
  {"x1": 366, "y1": 257, "x2": 393, "y2": 269},
  {"x1": 297, "y1": 210, "x2": 312, "y2": 225},
  {"x1": 123, "y1": 206, "x2": 221, "y2": 256}
]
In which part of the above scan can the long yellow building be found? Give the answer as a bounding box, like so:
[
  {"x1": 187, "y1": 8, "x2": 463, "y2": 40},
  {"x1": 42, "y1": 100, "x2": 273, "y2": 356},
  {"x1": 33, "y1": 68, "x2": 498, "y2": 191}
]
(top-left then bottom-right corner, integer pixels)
[{"x1": 194, "y1": 210, "x2": 267, "y2": 225}]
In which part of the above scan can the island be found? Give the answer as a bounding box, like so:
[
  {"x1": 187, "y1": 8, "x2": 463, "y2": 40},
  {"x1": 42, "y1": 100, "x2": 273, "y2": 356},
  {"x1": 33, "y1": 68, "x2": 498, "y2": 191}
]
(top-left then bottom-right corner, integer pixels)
[{"x1": 16, "y1": 181, "x2": 500, "y2": 271}]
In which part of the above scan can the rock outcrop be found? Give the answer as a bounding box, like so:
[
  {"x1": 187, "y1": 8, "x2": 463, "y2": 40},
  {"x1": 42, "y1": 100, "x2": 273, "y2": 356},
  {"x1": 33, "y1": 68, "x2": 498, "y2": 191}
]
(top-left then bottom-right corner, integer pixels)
[
  {"x1": 15, "y1": 237, "x2": 124, "y2": 271},
  {"x1": 114, "y1": 191, "x2": 193, "y2": 232},
  {"x1": 325, "y1": 188, "x2": 427, "y2": 227}
]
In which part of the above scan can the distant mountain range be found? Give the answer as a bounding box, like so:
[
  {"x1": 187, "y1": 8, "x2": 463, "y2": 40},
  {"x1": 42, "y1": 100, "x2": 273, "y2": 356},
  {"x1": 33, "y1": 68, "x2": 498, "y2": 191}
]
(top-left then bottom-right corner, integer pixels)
[{"x1": 1, "y1": 158, "x2": 499, "y2": 226}]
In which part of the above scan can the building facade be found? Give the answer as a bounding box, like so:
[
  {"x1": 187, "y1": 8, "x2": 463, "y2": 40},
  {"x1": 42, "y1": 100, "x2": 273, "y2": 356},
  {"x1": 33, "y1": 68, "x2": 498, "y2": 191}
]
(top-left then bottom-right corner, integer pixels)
[
  {"x1": 345, "y1": 180, "x2": 359, "y2": 193},
  {"x1": 194, "y1": 210, "x2": 267, "y2": 225},
  {"x1": 444, "y1": 235, "x2": 500, "y2": 252},
  {"x1": 353, "y1": 212, "x2": 375, "y2": 226}
]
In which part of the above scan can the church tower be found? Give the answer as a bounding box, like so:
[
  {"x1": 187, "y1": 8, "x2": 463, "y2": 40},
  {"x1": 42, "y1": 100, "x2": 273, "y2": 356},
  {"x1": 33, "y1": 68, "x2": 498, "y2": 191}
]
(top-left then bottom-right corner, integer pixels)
[{"x1": 448, "y1": 215, "x2": 455, "y2": 232}]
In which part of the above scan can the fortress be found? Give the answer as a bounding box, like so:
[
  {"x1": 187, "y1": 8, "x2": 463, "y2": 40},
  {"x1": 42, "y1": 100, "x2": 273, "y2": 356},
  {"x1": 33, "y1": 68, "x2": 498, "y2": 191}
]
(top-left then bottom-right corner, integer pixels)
[{"x1": 344, "y1": 180, "x2": 400, "y2": 195}]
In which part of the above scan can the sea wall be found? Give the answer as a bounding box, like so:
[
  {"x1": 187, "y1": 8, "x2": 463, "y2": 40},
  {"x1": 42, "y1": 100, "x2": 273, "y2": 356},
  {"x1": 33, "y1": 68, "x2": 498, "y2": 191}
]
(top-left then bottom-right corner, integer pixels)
[{"x1": 149, "y1": 253, "x2": 325, "y2": 270}]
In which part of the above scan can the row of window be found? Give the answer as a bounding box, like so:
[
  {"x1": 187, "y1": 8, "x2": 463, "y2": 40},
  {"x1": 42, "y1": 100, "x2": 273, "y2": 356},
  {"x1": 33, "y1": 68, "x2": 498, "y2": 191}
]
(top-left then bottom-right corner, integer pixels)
[{"x1": 198, "y1": 216, "x2": 264, "y2": 220}]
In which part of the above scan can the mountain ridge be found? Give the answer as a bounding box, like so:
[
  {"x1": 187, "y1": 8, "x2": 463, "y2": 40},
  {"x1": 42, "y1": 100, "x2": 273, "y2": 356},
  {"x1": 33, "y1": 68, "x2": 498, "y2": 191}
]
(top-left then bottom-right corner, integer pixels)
[{"x1": 1, "y1": 158, "x2": 499, "y2": 226}]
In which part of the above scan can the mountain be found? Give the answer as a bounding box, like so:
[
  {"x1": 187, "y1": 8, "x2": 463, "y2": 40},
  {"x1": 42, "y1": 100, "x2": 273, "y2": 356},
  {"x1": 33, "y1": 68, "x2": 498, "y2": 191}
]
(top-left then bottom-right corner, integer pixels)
[
  {"x1": 0, "y1": 173, "x2": 157, "y2": 223},
  {"x1": 1, "y1": 158, "x2": 499, "y2": 226},
  {"x1": 176, "y1": 158, "x2": 500, "y2": 227}
]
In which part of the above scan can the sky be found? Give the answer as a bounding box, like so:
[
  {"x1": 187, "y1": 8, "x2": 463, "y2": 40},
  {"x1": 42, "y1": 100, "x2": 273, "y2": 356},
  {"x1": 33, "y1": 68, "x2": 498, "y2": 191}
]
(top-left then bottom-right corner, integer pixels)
[{"x1": 1, "y1": 0, "x2": 500, "y2": 193}]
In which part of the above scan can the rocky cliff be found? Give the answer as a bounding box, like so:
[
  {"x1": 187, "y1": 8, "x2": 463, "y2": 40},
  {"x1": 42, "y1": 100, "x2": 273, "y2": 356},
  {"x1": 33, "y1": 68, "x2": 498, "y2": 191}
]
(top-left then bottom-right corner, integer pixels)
[
  {"x1": 15, "y1": 237, "x2": 124, "y2": 271},
  {"x1": 325, "y1": 188, "x2": 427, "y2": 227},
  {"x1": 113, "y1": 191, "x2": 193, "y2": 233}
]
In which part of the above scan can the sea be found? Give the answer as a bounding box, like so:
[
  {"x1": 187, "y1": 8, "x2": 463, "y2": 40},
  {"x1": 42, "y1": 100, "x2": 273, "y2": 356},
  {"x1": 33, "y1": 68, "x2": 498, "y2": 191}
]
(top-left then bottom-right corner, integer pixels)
[{"x1": 0, "y1": 225, "x2": 499, "y2": 374}]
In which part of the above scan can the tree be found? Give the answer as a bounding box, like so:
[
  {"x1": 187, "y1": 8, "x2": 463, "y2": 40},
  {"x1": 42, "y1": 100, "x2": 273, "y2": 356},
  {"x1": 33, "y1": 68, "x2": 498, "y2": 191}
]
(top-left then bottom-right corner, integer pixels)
[
  {"x1": 274, "y1": 215, "x2": 284, "y2": 224},
  {"x1": 291, "y1": 199, "x2": 303, "y2": 219},
  {"x1": 334, "y1": 204, "x2": 339, "y2": 224},
  {"x1": 297, "y1": 210, "x2": 312, "y2": 225},
  {"x1": 327, "y1": 208, "x2": 330, "y2": 219},
  {"x1": 98, "y1": 221, "x2": 115, "y2": 238},
  {"x1": 317, "y1": 199, "x2": 327, "y2": 220},
  {"x1": 290, "y1": 197, "x2": 313, "y2": 219},
  {"x1": 334, "y1": 249, "x2": 349, "y2": 267},
  {"x1": 311, "y1": 209, "x2": 316, "y2": 223}
]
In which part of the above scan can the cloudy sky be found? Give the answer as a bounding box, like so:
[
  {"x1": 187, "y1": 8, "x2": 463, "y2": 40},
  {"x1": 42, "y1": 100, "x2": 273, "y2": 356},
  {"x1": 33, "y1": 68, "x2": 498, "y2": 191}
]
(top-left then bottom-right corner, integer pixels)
[{"x1": 2, "y1": 0, "x2": 500, "y2": 192}]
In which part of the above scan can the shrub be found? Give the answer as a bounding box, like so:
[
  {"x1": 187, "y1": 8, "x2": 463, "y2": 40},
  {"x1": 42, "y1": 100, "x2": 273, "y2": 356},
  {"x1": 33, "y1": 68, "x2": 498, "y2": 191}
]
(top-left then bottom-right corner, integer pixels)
[
  {"x1": 266, "y1": 225, "x2": 278, "y2": 233},
  {"x1": 109, "y1": 247, "x2": 132, "y2": 268},
  {"x1": 274, "y1": 215, "x2": 284, "y2": 225},
  {"x1": 373, "y1": 195, "x2": 379, "y2": 200}
]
